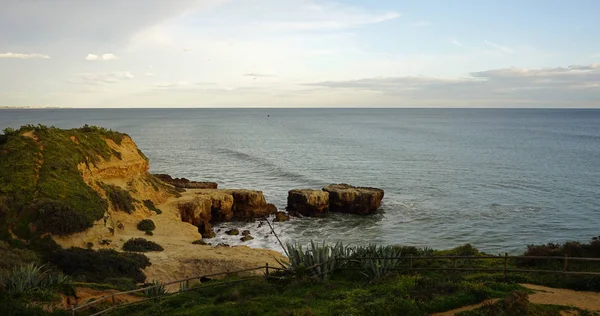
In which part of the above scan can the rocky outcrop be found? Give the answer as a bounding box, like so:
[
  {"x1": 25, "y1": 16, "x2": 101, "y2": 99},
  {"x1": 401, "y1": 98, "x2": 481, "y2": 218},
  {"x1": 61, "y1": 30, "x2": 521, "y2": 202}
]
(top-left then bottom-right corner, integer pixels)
[
  {"x1": 323, "y1": 184, "x2": 384, "y2": 215},
  {"x1": 178, "y1": 189, "x2": 277, "y2": 239},
  {"x1": 222, "y1": 190, "x2": 278, "y2": 221},
  {"x1": 274, "y1": 211, "x2": 290, "y2": 222},
  {"x1": 286, "y1": 189, "x2": 330, "y2": 217},
  {"x1": 154, "y1": 174, "x2": 218, "y2": 189}
]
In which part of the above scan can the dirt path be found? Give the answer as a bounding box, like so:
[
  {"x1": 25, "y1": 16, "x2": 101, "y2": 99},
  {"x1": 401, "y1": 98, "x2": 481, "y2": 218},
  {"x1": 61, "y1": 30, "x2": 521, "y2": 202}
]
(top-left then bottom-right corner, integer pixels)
[{"x1": 432, "y1": 284, "x2": 600, "y2": 315}]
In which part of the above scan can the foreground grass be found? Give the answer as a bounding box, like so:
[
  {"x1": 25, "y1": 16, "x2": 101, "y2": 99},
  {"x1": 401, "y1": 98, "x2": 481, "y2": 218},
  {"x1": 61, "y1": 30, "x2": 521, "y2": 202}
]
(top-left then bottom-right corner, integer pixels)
[{"x1": 108, "y1": 271, "x2": 523, "y2": 316}]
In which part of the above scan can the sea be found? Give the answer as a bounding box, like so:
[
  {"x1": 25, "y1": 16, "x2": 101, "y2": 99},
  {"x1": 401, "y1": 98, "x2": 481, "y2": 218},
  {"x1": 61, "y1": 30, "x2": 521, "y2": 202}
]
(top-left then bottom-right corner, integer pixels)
[{"x1": 1, "y1": 108, "x2": 599, "y2": 254}]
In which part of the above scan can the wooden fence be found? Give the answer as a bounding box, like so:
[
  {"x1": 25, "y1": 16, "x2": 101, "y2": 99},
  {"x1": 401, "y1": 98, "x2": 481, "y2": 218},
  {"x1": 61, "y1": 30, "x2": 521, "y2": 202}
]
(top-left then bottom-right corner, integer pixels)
[
  {"x1": 71, "y1": 264, "x2": 278, "y2": 316},
  {"x1": 73, "y1": 254, "x2": 600, "y2": 315}
]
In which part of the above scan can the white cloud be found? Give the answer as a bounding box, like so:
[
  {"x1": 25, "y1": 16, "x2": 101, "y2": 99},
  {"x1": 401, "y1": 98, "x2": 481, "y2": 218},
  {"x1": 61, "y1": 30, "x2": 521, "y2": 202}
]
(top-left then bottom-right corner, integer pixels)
[
  {"x1": 259, "y1": 3, "x2": 401, "y2": 32},
  {"x1": 153, "y1": 81, "x2": 192, "y2": 89},
  {"x1": 243, "y1": 73, "x2": 275, "y2": 78},
  {"x1": 0, "y1": 52, "x2": 50, "y2": 59},
  {"x1": 267, "y1": 11, "x2": 400, "y2": 31},
  {"x1": 450, "y1": 38, "x2": 462, "y2": 47},
  {"x1": 484, "y1": 40, "x2": 515, "y2": 54},
  {"x1": 303, "y1": 63, "x2": 600, "y2": 104},
  {"x1": 145, "y1": 72, "x2": 155, "y2": 77},
  {"x1": 71, "y1": 71, "x2": 134, "y2": 85},
  {"x1": 85, "y1": 53, "x2": 118, "y2": 61}
]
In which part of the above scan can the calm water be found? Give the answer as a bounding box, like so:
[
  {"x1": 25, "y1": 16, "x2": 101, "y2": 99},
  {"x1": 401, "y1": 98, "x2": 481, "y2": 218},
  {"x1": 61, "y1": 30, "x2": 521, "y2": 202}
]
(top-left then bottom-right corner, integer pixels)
[{"x1": 1, "y1": 108, "x2": 599, "y2": 254}]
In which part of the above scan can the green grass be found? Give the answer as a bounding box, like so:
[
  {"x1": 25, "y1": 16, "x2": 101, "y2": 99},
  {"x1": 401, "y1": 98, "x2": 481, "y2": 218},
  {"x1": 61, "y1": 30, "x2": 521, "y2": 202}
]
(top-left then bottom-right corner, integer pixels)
[
  {"x1": 0, "y1": 124, "x2": 129, "y2": 239},
  {"x1": 457, "y1": 290, "x2": 599, "y2": 316},
  {"x1": 109, "y1": 271, "x2": 523, "y2": 316}
]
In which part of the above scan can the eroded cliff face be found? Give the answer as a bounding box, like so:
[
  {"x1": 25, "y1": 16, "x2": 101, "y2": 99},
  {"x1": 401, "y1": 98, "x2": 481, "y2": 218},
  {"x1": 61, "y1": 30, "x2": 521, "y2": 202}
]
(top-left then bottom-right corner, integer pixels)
[{"x1": 77, "y1": 136, "x2": 173, "y2": 206}]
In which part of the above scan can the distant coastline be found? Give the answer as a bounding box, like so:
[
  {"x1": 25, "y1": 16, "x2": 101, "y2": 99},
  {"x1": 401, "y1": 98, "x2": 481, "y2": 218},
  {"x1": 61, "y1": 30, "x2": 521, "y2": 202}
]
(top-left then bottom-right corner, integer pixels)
[{"x1": 0, "y1": 106, "x2": 70, "y2": 109}]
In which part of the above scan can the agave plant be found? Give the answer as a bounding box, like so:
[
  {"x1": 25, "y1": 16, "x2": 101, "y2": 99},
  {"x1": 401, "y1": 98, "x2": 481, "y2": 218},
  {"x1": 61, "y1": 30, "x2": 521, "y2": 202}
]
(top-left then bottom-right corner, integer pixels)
[
  {"x1": 2, "y1": 263, "x2": 49, "y2": 295},
  {"x1": 275, "y1": 241, "x2": 344, "y2": 280},
  {"x1": 359, "y1": 245, "x2": 404, "y2": 280},
  {"x1": 144, "y1": 280, "x2": 167, "y2": 297}
]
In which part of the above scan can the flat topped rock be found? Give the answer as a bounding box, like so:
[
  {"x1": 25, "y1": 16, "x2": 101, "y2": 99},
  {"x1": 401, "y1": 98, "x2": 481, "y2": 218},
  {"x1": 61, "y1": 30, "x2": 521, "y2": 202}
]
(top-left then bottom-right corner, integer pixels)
[
  {"x1": 286, "y1": 189, "x2": 329, "y2": 217},
  {"x1": 322, "y1": 184, "x2": 384, "y2": 215},
  {"x1": 154, "y1": 173, "x2": 218, "y2": 189}
]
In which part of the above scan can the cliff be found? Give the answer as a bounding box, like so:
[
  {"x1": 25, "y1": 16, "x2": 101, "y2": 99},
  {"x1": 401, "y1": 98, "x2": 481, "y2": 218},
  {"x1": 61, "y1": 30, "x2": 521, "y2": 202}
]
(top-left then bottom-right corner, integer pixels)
[{"x1": 0, "y1": 125, "x2": 284, "y2": 283}]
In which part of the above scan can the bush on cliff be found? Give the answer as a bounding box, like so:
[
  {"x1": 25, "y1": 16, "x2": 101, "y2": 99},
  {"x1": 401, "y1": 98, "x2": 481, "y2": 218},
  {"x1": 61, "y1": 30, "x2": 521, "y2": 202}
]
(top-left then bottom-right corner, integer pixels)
[
  {"x1": 33, "y1": 200, "x2": 92, "y2": 236},
  {"x1": 123, "y1": 238, "x2": 164, "y2": 252},
  {"x1": 143, "y1": 200, "x2": 162, "y2": 214},
  {"x1": 0, "y1": 125, "x2": 128, "y2": 239},
  {"x1": 137, "y1": 219, "x2": 156, "y2": 232},
  {"x1": 101, "y1": 183, "x2": 137, "y2": 214},
  {"x1": 47, "y1": 247, "x2": 151, "y2": 283}
]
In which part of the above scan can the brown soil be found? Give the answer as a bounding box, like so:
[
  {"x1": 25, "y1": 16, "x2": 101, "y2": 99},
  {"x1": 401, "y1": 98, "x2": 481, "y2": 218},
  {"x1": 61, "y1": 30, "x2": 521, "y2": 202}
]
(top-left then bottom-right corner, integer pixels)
[{"x1": 432, "y1": 284, "x2": 600, "y2": 315}]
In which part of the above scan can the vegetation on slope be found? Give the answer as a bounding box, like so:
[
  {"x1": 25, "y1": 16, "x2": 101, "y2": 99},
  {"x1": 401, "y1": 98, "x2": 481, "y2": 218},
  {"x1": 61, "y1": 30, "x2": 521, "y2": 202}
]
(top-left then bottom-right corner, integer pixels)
[
  {"x1": 0, "y1": 124, "x2": 128, "y2": 239},
  {"x1": 122, "y1": 238, "x2": 164, "y2": 252},
  {"x1": 137, "y1": 219, "x2": 156, "y2": 232},
  {"x1": 100, "y1": 183, "x2": 137, "y2": 214}
]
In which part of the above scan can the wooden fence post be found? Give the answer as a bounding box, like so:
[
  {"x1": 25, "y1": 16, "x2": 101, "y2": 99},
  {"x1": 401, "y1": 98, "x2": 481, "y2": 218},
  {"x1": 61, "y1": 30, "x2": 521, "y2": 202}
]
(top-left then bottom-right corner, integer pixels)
[
  {"x1": 409, "y1": 255, "x2": 413, "y2": 270},
  {"x1": 112, "y1": 294, "x2": 115, "y2": 304},
  {"x1": 265, "y1": 263, "x2": 269, "y2": 275},
  {"x1": 71, "y1": 305, "x2": 75, "y2": 316},
  {"x1": 563, "y1": 254, "x2": 568, "y2": 279},
  {"x1": 504, "y1": 253, "x2": 508, "y2": 281}
]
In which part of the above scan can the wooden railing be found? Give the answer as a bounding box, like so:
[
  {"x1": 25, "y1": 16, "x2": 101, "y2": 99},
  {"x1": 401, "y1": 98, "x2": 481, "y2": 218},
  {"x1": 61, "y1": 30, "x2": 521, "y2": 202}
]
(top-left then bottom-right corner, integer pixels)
[
  {"x1": 73, "y1": 254, "x2": 600, "y2": 315},
  {"x1": 71, "y1": 264, "x2": 279, "y2": 316}
]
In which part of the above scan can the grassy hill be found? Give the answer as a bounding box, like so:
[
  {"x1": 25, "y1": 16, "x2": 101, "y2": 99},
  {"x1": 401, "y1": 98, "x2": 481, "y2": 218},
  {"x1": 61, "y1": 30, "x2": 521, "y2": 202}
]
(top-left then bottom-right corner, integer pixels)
[{"x1": 0, "y1": 125, "x2": 131, "y2": 241}]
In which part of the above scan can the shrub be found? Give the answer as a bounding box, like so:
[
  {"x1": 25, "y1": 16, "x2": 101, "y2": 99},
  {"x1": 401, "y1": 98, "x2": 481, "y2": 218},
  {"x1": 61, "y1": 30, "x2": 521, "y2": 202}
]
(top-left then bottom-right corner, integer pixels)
[
  {"x1": 48, "y1": 247, "x2": 151, "y2": 283},
  {"x1": 143, "y1": 200, "x2": 162, "y2": 214},
  {"x1": 123, "y1": 238, "x2": 164, "y2": 252},
  {"x1": 145, "y1": 231, "x2": 153, "y2": 236},
  {"x1": 33, "y1": 200, "x2": 92, "y2": 235},
  {"x1": 101, "y1": 184, "x2": 137, "y2": 214},
  {"x1": 137, "y1": 219, "x2": 156, "y2": 232},
  {"x1": 0, "y1": 241, "x2": 39, "y2": 276},
  {"x1": 104, "y1": 277, "x2": 137, "y2": 291}
]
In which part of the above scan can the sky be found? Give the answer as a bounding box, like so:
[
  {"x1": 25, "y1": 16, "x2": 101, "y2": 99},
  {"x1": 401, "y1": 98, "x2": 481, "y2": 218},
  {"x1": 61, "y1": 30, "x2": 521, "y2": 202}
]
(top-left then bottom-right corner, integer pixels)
[{"x1": 0, "y1": 0, "x2": 599, "y2": 108}]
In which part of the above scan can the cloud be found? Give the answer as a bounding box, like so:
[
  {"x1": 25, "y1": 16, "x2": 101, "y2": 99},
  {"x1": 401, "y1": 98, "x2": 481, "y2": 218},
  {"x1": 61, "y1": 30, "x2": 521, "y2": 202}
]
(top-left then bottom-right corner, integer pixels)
[
  {"x1": 0, "y1": 52, "x2": 50, "y2": 59},
  {"x1": 261, "y1": 3, "x2": 401, "y2": 31},
  {"x1": 85, "y1": 53, "x2": 118, "y2": 61},
  {"x1": 71, "y1": 71, "x2": 134, "y2": 85},
  {"x1": 303, "y1": 63, "x2": 600, "y2": 104},
  {"x1": 450, "y1": 38, "x2": 462, "y2": 47},
  {"x1": 243, "y1": 73, "x2": 276, "y2": 78},
  {"x1": 0, "y1": 0, "x2": 224, "y2": 45},
  {"x1": 145, "y1": 72, "x2": 155, "y2": 77},
  {"x1": 183, "y1": 47, "x2": 193, "y2": 52},
  {"x1": 484, "y1": 40, "x2": 515, "y2": 54},
  {"x1": 153, "y1": 81, "x2": 192, "y2": 89}
]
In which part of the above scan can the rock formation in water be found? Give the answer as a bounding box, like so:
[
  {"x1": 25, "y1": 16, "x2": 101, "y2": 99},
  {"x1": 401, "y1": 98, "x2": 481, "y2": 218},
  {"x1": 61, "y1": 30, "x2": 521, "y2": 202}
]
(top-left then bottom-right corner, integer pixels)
[
  {"x1": 154, "y1": 174, "x2": 218, "y2": 189},
  {"x1": 286, "y1": 189, "x2": 330, "y2": 217},
  {"x1": 323, "y1": 184, "x2": 384, "y2": 215},
  {"x1": 274, "y1": 211, "x2": 290, "y2": 222},
  {"x1": 177, "y1": 189, "x2": 278, "y2": 238}
]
